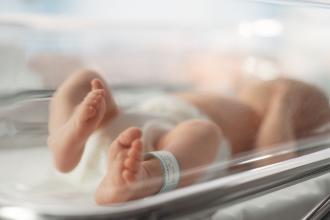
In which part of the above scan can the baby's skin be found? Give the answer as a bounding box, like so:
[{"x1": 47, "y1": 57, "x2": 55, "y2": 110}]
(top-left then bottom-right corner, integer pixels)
[
  {"x1": 48, "y1": 70, "x2": 330, "y2": 205},
  {"x1": 48, "y1": 71, "x2": 222, "y2": 204},
  {"x1": 73, "y1": 80, "x2": 148, "y2": 202}
]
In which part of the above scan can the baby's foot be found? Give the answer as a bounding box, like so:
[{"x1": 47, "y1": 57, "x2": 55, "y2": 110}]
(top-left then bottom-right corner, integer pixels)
[
  {"x1": 48, "y1": 79, "x2": 108, "y2": 172},
  {"x1": 72, "y1": 79, "x2": 107, "y2": 135},
  {"x1": 95, "y1": 127, "x2": 147, "y2": 204}
]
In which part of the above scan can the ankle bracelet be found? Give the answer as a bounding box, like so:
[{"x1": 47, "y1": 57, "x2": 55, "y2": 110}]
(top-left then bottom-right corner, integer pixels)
[{"x1": 144, "y1": 151, "x2": 180, "y2": 193}]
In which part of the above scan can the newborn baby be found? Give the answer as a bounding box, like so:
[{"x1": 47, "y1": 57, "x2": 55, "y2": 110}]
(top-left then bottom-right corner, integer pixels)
[{"x1": 48, "y1": 70, "x2": 330, "y2": 205}]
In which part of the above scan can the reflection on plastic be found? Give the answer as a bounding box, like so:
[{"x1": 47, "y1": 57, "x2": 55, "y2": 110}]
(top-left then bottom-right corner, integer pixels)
[
  {"x1": 238, "y1": 19, "x2": 283, "y2": 38},
  {"x1": 0, "y1": 207, "x2": 37, "y2": 220}
]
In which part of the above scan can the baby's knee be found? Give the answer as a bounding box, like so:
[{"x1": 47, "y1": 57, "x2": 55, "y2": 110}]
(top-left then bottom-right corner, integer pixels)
[{"x1": 185, "y1": 120, "x2": 222, "y2": 144}]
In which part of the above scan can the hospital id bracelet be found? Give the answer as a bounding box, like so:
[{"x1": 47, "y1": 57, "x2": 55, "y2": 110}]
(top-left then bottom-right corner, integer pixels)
[{"x1": 144, "y1": 151, "x2": 180, "y2": 193}]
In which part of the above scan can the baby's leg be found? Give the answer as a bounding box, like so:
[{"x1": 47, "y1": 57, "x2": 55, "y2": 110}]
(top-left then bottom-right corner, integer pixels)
[
  {"x1": 256, "y1": 84, "x2": 296, "y2": 148},
  {"x1": 244, "y1": 79, "x2": 330, "y2": 147},
  {"x1": 48, "y1": 70, "x2": 119, "y2": 172},
  {"x1": 95, "y1": 120, "x2": 222, "y2": 204}
]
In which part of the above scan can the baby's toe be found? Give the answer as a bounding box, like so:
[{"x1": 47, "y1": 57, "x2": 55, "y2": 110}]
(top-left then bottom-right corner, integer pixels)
[
  {"x1": 93, "y1": 95, "x2": 104, "y2": 110},
  {"x1": 78, "y1": 103, "x2": 96, "y2": 122},
  {"x1": 86, "y1": 91, "x2": 102, "y2": 102},
  {"x1": 91, "y1": 79, "x2": 104, "y2": 90},
  {"x1": 87, "y1": 106, "x2": 96, "y2": 116},
  {"x1": 118, "y1": 128, "x2": 142, "y2": 147},
  {"x1": 108, "y1": 138, "x2": 128, "y2": 162},
  {"x1": 83, "y1": 91, "x2": 104, "y2": 111},
  {"x1": 124, "y1": 158, "x2": 140, "y2": 172},
  {"x1": 122, "y1": 170, "x2": 136, "y2": 182},
  {"x1": 96, "y1": 89, "x2": 105, "y2": 96},
  {"x1": 128, "y1": 140, "x2": 143, "y2": 159}
]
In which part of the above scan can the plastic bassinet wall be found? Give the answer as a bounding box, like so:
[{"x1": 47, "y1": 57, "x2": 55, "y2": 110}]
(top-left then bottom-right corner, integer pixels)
[{"x1": 1, "y1": 0, "x2": 330, "y2": 220}]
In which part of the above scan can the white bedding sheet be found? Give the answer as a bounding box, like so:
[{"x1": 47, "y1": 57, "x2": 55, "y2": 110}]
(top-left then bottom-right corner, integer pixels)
[
  {"x1": 0, "y1": 93, "x2": 228, "y2": 215},
  {"x1": 1, "y1": 93, "x2": 330, "y2": 219},
  {"x1": 0, "y1": 146, "x2": 329, "y2": 220}
]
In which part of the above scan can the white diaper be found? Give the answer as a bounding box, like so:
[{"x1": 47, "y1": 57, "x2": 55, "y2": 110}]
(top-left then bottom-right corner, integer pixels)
[{"x1": 56, "y1": 96, "x2": 231, "y2": 190}]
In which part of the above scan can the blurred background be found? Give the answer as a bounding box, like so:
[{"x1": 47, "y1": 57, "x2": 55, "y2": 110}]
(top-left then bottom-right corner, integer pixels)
[{"x1": 1, "y1": 0, "x2": 330, "y2": 95}]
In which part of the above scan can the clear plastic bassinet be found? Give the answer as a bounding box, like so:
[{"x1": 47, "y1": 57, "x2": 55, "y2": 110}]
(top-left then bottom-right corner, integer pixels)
[{"x1": 1, "y1": 0, "x2": 330, "y2": 219}]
